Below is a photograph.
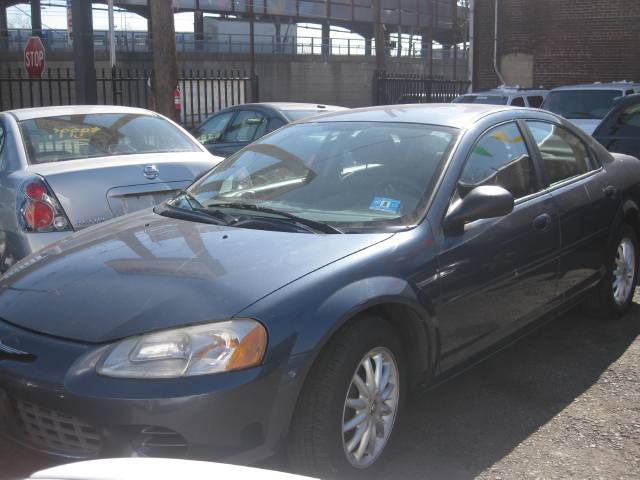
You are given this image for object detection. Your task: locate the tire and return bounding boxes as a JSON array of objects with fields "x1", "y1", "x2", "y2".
[
  {"x1": 588, "y1": 223, "x2": 639, "y2": 319},
  {"x1": 288, "y1": 315, "x2": 406, "y2": 479}
]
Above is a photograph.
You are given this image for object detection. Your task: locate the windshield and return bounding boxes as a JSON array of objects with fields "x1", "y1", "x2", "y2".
[
  {"x1": 284, "y1": 110, "x2": 334, "y2": 121},
  {"x1": 180, "y1": 121, "x2": 458, "y2": 231},
  {"x1": 542, "y1": 90, "x2": 621, "y2": 119},
  {"x1": 453, "y1": 95, "x2": 508, "y2": 105},
  {"x1": 20, "y1": 113, "x2": 200, "y2": 164}
]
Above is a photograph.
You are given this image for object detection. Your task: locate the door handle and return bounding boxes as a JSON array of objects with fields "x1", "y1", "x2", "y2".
[
  {"x1": 533, "y1": 213, "x2": 552, "y2": 232},
  {"x1": 603, "y1": 185, "x2": 617, "y2": 198}
]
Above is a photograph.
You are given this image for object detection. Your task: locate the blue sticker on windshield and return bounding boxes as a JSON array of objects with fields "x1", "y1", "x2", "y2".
[{"x1": 370, "y1": 197, "x2": 401, "y2": 214}]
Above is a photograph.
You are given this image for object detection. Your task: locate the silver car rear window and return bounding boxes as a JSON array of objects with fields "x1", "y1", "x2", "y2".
[{"x1": 19, "y1": 113, "x2": 200, "y2": 164}]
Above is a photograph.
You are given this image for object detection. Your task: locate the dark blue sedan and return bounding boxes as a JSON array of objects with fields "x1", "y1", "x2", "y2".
[{"x1": 1, "y1": 104, "x2": 639, "y2": 477}]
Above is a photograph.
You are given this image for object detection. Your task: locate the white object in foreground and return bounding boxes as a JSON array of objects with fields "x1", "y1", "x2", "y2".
[{"x1": 30, "y1": 458, "x2": 316, "y2": 480}]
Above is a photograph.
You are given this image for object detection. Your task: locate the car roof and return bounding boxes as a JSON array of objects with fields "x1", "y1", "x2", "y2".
[
  {"x1": 6, "y1": 105, "x2": 158, "y2": 121},
  {"x1": 302, "y1": 103, "x2": 536, "y2": 129},
  {"x1": 241, "y1": 102, "x2": 347, "y2": 112},
  {"x1": 550, "y1": 82, "x2": 640, "y2": 92},
  {"x1": 461, "y1": 88, "x2": 548, "y2": 96}
]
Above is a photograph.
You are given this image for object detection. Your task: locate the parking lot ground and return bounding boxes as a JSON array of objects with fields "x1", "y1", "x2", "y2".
[{"x1": 2, "y1": 293, "x2": 640, "y2": 480}]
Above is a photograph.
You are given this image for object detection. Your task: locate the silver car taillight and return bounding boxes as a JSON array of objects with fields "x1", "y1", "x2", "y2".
[{"x1": 19, "y1": 177, "x2": 72, "y2": 233}]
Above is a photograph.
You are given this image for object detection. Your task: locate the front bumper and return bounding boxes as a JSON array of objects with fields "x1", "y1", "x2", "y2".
[{"x1": 0, "y1": 321, "x2": 307, "y2": 463}]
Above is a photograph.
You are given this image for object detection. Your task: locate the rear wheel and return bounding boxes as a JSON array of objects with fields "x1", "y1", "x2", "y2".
[
  {"x1": 588, "y1": 224, "x2": 638, "y2": 318},
  {"x1": 288, "y1": 316, "x2": 405, "y2": 478}
]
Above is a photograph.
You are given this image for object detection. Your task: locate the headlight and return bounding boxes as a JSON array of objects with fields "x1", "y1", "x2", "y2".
[{"x1": 96, "y1": 319, "x2": 267, "y2": 379}]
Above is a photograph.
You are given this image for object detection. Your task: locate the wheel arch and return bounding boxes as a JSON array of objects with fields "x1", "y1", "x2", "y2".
[{"x1": 297, "y1": 278, "x2": 441, "y2": 392}]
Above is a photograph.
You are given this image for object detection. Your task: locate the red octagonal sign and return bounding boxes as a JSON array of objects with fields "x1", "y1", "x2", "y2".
[{"x1": 24, "y1": 36, "x2": 46, "y2": 79}]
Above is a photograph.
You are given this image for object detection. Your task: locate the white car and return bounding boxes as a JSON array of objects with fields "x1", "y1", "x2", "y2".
[
  {"x1": 0, "y1": 105, "x2": 223, "y2": 272},
  {"x1": 541, "y1": 81, "x2": 640, "y2": 134},
  {"x1": 28, "y1": 458, "x2": 315, "y2": 480},
  {"x1": 452, "y1": 86, "x2": 549, "y2": 108}
]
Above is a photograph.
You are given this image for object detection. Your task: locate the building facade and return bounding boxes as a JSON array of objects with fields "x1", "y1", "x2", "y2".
[{"x1": 474, "y1": 0, "x2": 640, "y2": 90}]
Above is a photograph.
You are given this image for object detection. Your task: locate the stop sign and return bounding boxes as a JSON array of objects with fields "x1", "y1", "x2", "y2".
[{"x1": 24, "y1": 36, "x2": 46, "y2": 79}]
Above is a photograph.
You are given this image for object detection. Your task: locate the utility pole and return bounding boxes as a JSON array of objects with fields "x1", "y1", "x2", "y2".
[
  {"x1": 71, "y1": 0, "x2": 97, "y2": 103},
  {"x1": 31, "y1": 0, "x2": 42, "y2": 37},
  {"x1": 107, "y1": 0, "x2": 116, "y2": 68},
  {"x1": 373, "y1": 0, "x2": 385, "y2": 72},
  {"x1": 249, "y1": 0, "x2": 258, "y2": 101},
  {"x1": 150, "y1": 0, "x2": 179, "y2": 122}
]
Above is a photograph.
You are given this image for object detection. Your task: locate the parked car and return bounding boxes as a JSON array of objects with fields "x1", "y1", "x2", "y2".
[
  {"x1": 29, "y1": 458, "x2": 313, "y2": 480},
  {"x1": 0, "y1": 105, "x2": 222, "y2": 272},
  {"x1": 452, "y1": 86, "x2": 548, "y2": 108},
  {"x1": 541, "y1": 81, "x2": 640, "y2": 134},
  {"x1": 2, "y1": 104, "x2": 640, "y2": 478},
  {"x1": 191, "y1": 102, "x2": 346, "y2": 157},
  {"x1": 593, "y1": 93, "x2": 640, "y2": 159}
]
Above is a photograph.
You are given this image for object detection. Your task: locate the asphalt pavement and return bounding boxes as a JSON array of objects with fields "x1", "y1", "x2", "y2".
[{"x1": 2, "y1": 293, "x2": 639, "y2": 480}]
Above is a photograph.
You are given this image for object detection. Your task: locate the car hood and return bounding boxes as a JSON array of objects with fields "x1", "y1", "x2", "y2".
[{"x1": 0, "y1": 210, "x2": 393, "y2": 343}]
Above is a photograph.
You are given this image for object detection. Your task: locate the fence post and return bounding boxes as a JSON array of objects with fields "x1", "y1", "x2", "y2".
[{"x1": 252, "y1": 74, "x2": 260, "y2": 102}]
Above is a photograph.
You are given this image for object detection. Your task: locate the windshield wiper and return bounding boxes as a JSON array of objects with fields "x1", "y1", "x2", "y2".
[
  {"x1": 207, "y1": 202, "x2": 343, "y2": 234},
  {"x1": 155, "y1": 203, "x2": 231, "y2": 226}
]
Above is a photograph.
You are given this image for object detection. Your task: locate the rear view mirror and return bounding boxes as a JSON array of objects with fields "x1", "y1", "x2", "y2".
[
  {"x1": 444, "y1": 185, "x2": 514, "y2": 234},
  {"x1": 245, "y1": 118, "x2": 264, "y2": 125}
]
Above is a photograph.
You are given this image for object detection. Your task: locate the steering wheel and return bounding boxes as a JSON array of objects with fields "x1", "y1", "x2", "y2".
[{"x1": 373, "y1": 178, "x2": 423, "y2": 200}]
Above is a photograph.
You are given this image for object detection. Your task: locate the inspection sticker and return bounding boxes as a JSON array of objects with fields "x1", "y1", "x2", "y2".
[{"x1": 370, "y1": 197, "x2": 401, "y2": 214}]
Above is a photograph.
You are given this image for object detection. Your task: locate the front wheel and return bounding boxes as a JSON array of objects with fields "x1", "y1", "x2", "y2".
[
  {"x1": 288, "y1": 316, "x2": 405, "y2": 478},
  {"x1": 588, "y1": 223, "x2": 638, "y2": 319}
]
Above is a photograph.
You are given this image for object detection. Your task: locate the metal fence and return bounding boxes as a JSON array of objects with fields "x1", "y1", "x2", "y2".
[
  {"x1": 373, "y1": 71, "x2": 471, "y2": 105},
  {"x1": 0, "y1": 68, "x2": 255, "y2": 128}
]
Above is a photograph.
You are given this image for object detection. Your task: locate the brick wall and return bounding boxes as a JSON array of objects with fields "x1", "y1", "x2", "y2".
[{"x1": 474, "y1": 0, "x2": 640, "y2": 90}]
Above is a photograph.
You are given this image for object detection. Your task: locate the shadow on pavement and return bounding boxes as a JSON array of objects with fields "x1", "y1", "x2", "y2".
[{"x1": 375, "y1": 306, "x2": 640, "y2": 479}]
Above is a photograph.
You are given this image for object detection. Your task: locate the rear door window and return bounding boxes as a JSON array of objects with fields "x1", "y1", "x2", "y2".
[
  {"x1": 460, "y1": 122, "x2": 537, "y2": 199},
  {"x1": 527, "y1": 96, "x2": 544, "y2": 108},
  {"x1": 511, "y1": 97, "x2": 526, "y2": 107},
  {"x1": 526, "y1": 121, "x2": 596, "y2": 185}
]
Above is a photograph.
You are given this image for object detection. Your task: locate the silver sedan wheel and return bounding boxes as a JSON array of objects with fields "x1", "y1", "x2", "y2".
[
  {"x1": 613, "y1": 237, "x2": 636, "y2": 306},
  {"x1": 341, "y1": 346, "x2": 399, "y2": 469}
]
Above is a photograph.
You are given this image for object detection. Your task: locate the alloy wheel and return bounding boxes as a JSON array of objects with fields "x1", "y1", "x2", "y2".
[
  {"x1": 341, "y1": 346, "x2": 399, "y2": 469},
  {"x1": 613, "y1": 237, "x2": 636, "y2": 306}
]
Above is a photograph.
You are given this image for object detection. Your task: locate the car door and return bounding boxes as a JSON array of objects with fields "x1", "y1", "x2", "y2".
[
  {"x1": 192, "y1": 110, "x2": 235, "y2": 154},
  {"x1": 208, "y1": 109, "x2": 269, "y2": 158},
  {"x1": 436, "y1": 121, "x2": 561, "y2": 368},
  {"x1": 593, "y1": 97, "x2": 640, "y2": 159},
  {"x1": 525, "y1": 120, "x2": 617, "y2": 299}
]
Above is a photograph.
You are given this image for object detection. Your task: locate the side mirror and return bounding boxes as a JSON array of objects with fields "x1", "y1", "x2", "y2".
[{"x1": 444, "y1": 185, "x2": 514, "y2": 233}]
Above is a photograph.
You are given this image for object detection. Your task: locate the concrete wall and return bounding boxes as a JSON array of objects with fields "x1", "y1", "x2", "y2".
[{"x1": 0, "y1": 50, "x2": 467, "y2": 111}]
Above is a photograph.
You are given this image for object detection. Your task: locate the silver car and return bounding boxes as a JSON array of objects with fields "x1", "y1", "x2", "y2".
[{"x1": 0, "y1": 105, "x2": 222, "y2": 272}]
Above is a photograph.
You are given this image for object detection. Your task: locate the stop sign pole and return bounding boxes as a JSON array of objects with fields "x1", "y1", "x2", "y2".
[{"x1": 24, "y1": 36, "x2": 46, "y2": 79}]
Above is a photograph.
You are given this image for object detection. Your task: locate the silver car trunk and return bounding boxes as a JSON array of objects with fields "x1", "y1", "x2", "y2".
[{"x1": 26, "y1": 152, "x2": 218, "y2": 230}]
